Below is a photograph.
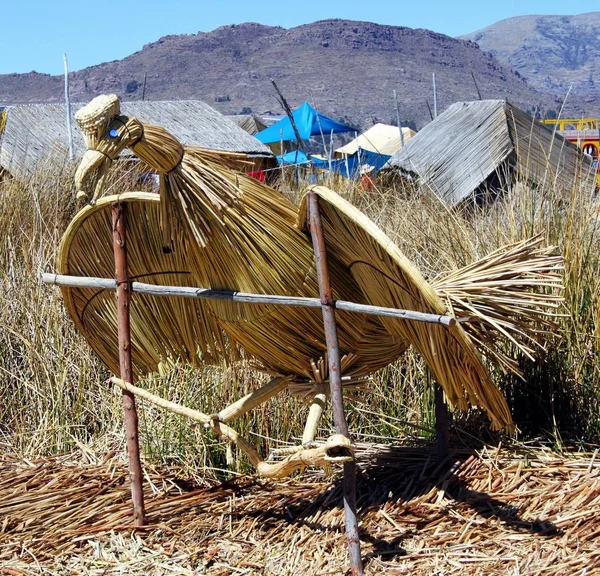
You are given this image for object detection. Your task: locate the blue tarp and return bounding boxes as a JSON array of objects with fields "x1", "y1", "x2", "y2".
[
  {"x1": 275, "y1": 148, "x2": 391, "y2": 178},
  {"x1": 276, "y1": 150, "x2": 310, "y2": 165},
  {"x1": 257, "y1": 102, "x2": 354, "y2": 144},
  {"x1": 312, "y1": 150, "x2": 392, "y2": 178}
]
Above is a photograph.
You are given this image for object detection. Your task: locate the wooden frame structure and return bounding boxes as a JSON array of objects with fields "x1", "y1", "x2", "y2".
[{"x1": 43, "y1": 193, "x2": 455, "y2": 575}]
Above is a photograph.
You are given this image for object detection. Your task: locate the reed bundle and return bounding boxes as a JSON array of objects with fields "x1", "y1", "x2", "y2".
[
  {"x1": 432, "y1": 234, "x2": 564, "y2": 375},
  {"x1": 59, "y1": 191, "x2": 406, "y2": 384},
  {"x1": 1, "y1": 447, "x2": 599, "y2": 574}
]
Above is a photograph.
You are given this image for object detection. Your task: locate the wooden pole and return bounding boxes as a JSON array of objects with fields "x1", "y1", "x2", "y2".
[
  {"x1": 432, "y1": 72, "x2": 438, "y2": 119},
  {"x1": 471, "y1": 71, "x2": 483, "y2": 101},
  {"x1": 426, "y1": 101, "x2": 434, "y2": 122},
  {"x1": 393, "y1": 89, "x2": 405, "y2": 147},
  {"x1": 307, "y1": 192, "x2": 363, "y2": 576},
  {"x1": 112, "y1": 203, "x2": 146, "y2": 527},
  {"x1": 63, "y1": 54, "x2": 74, "y2": 161},
  {"x1": 279, "y1": 128, "x2": 284, "y2": 181},
  {"x1": 434, "y1": 382, "x2": 450, "y2": 463},
  {"x1": 270, "y1": 78, "x2": 306, "y2": 153}
]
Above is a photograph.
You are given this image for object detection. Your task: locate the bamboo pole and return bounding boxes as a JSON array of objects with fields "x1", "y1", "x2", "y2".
[
  {"x1": 112, "y1": 203, "x2": 145, "y2": 527},
  {"x1": 307, "y1": 192, "x2": 363, "y2": 576},
  {"x1": 41, "y1": 274, "x2": 456, "y2": 328}
]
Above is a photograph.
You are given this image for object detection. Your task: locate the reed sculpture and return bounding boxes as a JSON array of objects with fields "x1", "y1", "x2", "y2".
[
  {"x1": 48, "y1": 93, "x2": 565, "y2": 572},
  {"x1": 59, "y1": 94, "x2": 563, "y2": 472}
]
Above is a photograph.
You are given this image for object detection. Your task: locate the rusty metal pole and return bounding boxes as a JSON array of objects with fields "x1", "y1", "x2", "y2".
[
  {"x1": 112, "y1": 202, "x2": 146, "y2": 527},
  {"x1": 307, "y1": 192, "x2": 363, "y2": 576}
]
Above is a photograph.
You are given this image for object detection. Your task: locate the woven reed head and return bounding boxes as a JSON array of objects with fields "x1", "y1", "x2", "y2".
[
  {"x1": 74, "y1": 95, "x2": 146, "y2": 202},
  {"x1": 75, "y1": 95, "x2": 121, "y2": 149}
]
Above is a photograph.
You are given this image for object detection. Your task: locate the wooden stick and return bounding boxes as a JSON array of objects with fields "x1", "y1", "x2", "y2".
[
  {"x1": 41, "y1": 273, "x2": 456, "y2": 327},
  {"x1": 63, "y1": 54, "x2": 74, "y2": 161},
  {"x1": 307, "y1": 192, "x2": 363, "y2": 576},
  {"x1": 112, "y1": 203, "x2": 145, "y2": 527}
]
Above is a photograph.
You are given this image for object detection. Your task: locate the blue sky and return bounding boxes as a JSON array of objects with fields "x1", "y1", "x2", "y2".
[{"x1": 1, "y1": 1, "x2": 596, "y2": 75}]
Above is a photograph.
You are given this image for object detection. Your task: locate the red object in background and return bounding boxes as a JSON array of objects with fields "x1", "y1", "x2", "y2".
[
  {"x1": 361, "y1": 174, "x2": 374, "y2": 191},
  {"x1": 248, "y1": 170, "x2": 265, "y2": 182}
]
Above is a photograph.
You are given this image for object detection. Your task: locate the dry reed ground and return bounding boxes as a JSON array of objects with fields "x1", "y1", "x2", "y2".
[{"x1": 1, "y1": 444, "x2": 600, "y2": 575}]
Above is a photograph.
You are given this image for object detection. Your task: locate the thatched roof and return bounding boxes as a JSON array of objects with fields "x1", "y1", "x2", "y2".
[
  {"x1": 0, "y1": 100, "x2": 272, "y2": 176},
  {"x1": 227, "y1": 114, "x2": 267, "y2": 136},
  {"x1": 386, "y1": 100, "x2": 595, "y2": 205}
]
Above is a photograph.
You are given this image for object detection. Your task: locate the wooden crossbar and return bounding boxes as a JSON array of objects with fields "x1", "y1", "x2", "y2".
[{"x1": 41, "y1": 273, "x2": 456, "y2": 328}]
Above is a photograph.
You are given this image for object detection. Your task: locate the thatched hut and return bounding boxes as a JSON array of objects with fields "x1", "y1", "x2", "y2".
[
  {"x1": 385, "y1": 100, "x2": 596, "y2": 205},
  {"x1": 0, "y1": 100, "x2": 275, "y2": 178}
]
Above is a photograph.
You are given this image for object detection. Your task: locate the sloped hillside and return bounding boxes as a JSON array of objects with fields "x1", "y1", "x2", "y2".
[
  {"x1": 0, "y1": 19, "x2": 561, "y2": 128},
  {"x1": 462, "y1": 13, "x2": 600, "y2": 110}
]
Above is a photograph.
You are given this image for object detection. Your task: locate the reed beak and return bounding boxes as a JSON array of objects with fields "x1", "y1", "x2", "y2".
[{"x1": 75, "y1": 150, "x2": 112, "y2": 202}]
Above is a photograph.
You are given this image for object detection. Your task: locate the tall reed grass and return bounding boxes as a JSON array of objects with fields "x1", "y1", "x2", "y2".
[{"x1": 1, "y1": 158, "x2": 598, "y2": 476}]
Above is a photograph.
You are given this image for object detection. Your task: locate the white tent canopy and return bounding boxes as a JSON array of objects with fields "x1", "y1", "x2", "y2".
[{"x1": 335, "y1": 123, "x2": 415, "y2": 157}]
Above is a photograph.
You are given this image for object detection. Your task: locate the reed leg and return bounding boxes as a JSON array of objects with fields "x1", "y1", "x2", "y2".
[
  {"x1": 217, "y1": 377, "x2": 288, "y2": 423},
  {"x1": 302, "y1": 392, "x2": 327, "y2": 444},
  {"x1": 107, "y1": 377, "x2": 348, "y2": 479}
]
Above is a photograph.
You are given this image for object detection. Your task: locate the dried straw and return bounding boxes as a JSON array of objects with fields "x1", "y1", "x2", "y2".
[
  {"x1": 58, "y1": 191, "x2": 407, "y2": 386},
  {"x1": 1, "y1": 446, "x2": 599, "y2": 575},
  {"x1": 432, "y1": 234, "x2": 564, "y2": 375},
  {"x1": 298, "y1": 186, "x2": 514, "y2": 430}
]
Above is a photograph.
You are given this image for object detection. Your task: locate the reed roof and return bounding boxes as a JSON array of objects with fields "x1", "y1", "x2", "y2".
[
  {"x1": 227, "y1": 114, "x2": 267, "y2": 136},
  {"x1": 0, "y1": 100, "x2": 272, "y2": 176},
  {"x1": 387, "y1": 100, "x2": 595, "y2": 205}
]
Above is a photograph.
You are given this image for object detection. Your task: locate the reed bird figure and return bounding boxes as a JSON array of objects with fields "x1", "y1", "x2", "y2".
[{"x1": 58, "y1": 94, "x2": 562, "y2": 475}]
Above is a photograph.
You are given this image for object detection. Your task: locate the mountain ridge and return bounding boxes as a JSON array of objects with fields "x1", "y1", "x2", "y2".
[
  {"x1": 461, "y1": 12, "x2": 600, "y2": 104},
  {"x1": 0, "y1": 19, "x2": 567, "y2": 128}
]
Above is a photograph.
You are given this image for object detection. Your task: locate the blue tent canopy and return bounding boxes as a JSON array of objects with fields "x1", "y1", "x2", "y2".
[
  {"x1": 312, "y1": 150, "x2": 391, "y2": 178},
  {"x1": 276, "y1": 150, "x2": 310, "y2": 165},
  {"x1": 256, "y1": 102, "x2": 354, "y2": 144}
]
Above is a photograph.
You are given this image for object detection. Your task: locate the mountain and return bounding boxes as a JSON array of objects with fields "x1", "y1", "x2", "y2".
[
  {"x1": 461, "y1": 13, "x2": 600, "y2": 111},
  {"x1": 0, "y1": 19, "x2": 563, "y2": 128}
]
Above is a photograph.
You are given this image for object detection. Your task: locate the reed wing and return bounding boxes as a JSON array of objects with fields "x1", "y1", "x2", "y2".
[
  {"x1": 57, "y1": 192, "x2": 231, "y2": 375},
  {"x1": 298, "y1": 185, "x2": 513, "y2": 431}
]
